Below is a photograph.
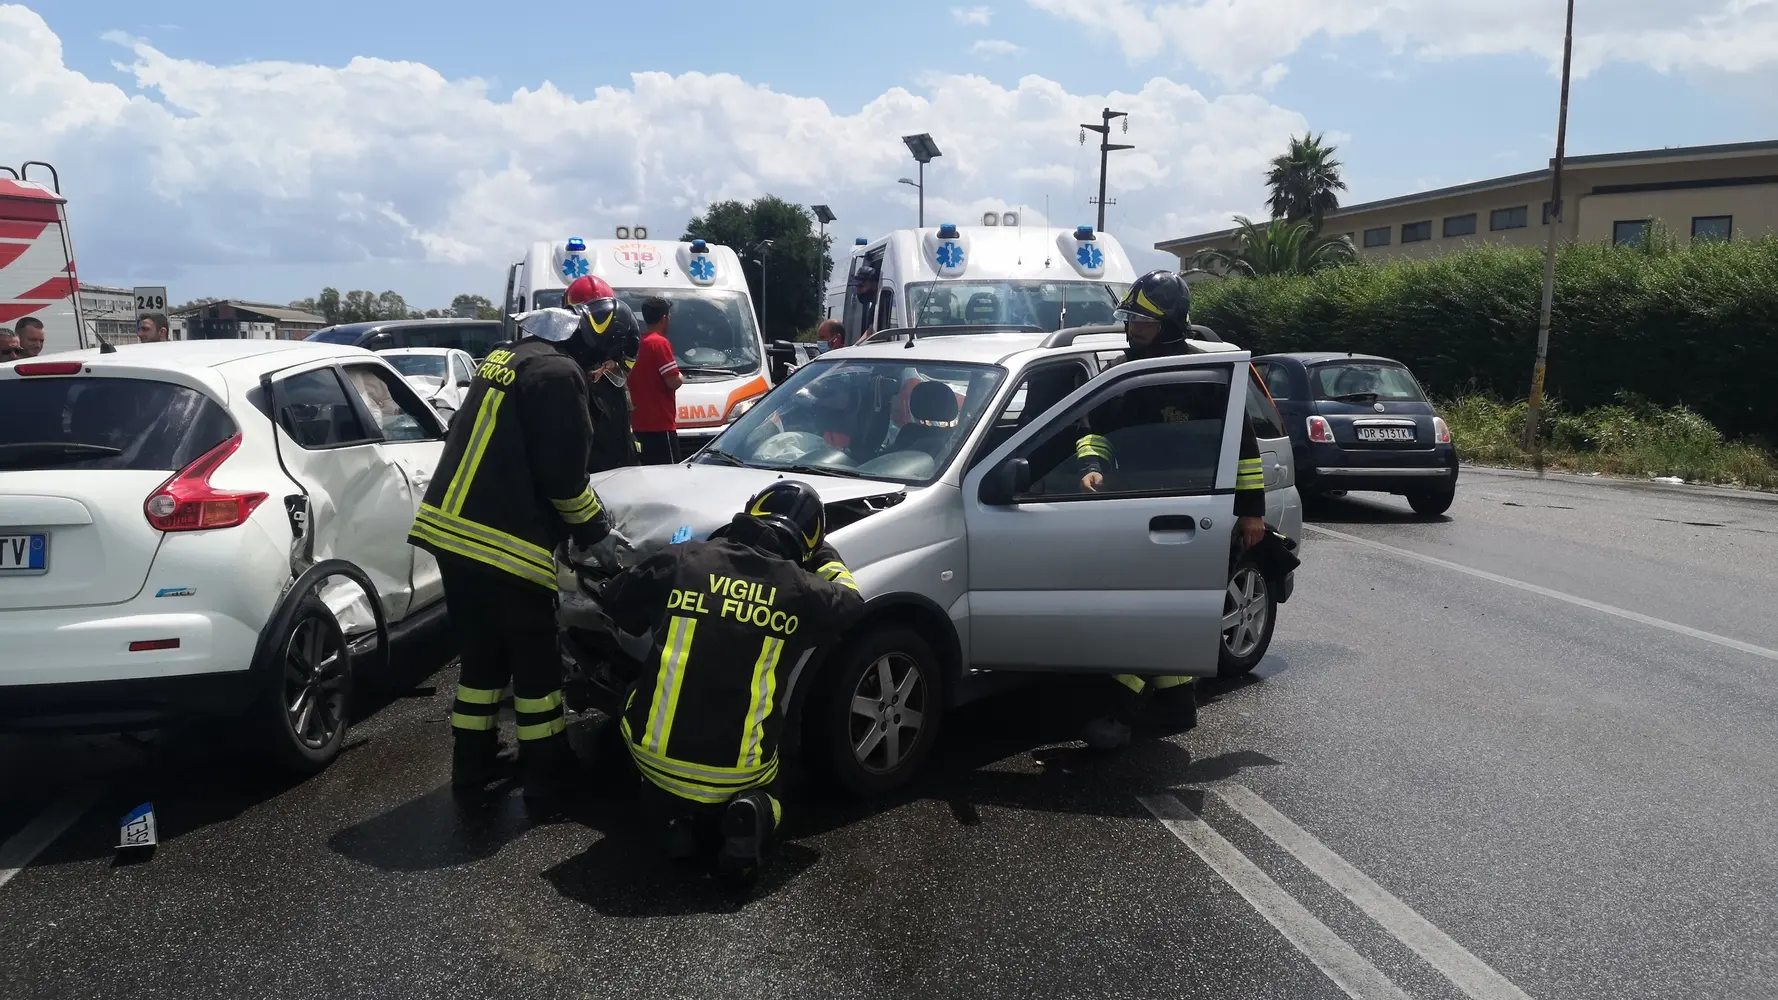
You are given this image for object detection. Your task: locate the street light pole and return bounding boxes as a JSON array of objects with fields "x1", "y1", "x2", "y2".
[
  {"x1": 901, "y1": 134, "x2": 942, "y2": 228},
  {"x1": 1080, "y1": 108, "x2": 1133, "y2": 233},
  {"x1": 1521, "y1": 0, "x2": 1577, "y2": 460},
  {"x1": 812, "y1": 204, "x2": 836, "y2": 317},
  {"x1": 751, "y1": 239, "x2": 774, "y2": 338}
]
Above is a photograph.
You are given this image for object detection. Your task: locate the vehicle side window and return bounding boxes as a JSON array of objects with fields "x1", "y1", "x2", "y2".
[
  {"x1": 969, "y1": 361, "x2": 1092, "y2": 470},
  {"x1": 451, "y1": 354, "x2": 473, "y2": 385},
  {"x1": 1245, "y1": 367, "x2": 1287, "y2": 439},
  {"x1": 276, "y1": 369, "x2": 374, "y2": 449},
  {"x1": 404, "y1": 327, "x2": 439, "y2": 349},
  {"x1": 877, "y1": 289, "x2": 896, "y2": 330},
  {"x1": 362, "y1": 331, "x2": 397, "y2": 351},
  {"x1": 342, "y1": 364, "x2": 444, "y2": 442},
  {"x1": 1017, "y1": 372, "x2": 1230, "y2": 499},
  {"x1": 459, "y1": 328, "x2": 500, "y2": 359},
  {"x1": 1259, "y1": 362, "x2": 1293, "y2": 400}
]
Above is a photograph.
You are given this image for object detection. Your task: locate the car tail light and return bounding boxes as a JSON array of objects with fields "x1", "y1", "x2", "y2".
[
  {"x1": 1306, "y1": 415, "x2": 1334, "y2": 443},
  {"x1": 144, "y1": 433, "x2": 268, "y2": 531},
  {"x1": 129, "y1": 639, "x2": 181, "y2": 652},
  {"x1": 1433, "y1": 417, "x2": 1452, "y2": 444},
  {"x1": 15, "y1": 361, "x2": 84, "y2": 376}
]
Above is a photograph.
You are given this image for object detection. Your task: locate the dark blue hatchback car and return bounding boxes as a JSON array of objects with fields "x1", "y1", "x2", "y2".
[{"x1": 1252, "y1": 352, "x2": 1459, "y2": 516}]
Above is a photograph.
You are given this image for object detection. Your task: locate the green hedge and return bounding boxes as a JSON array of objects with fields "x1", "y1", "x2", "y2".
[{"x1": 1189, "y1": 237, "x2": 1778, "y2": 443}]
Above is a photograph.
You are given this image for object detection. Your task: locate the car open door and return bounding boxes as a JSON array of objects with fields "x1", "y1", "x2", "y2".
[
  {"x1": 960, "y1": 349, "x2": 1251, "y2": 675},
  {"x1": 336, "y1": 362, "x2": 448, "y2": 615},
  {"x1": 267, "y1": 361, "x2": 427, "y2": 626}
]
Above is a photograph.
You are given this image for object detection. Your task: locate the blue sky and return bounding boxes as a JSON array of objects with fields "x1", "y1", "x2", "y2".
[{"x1": 10, "y1": 0, "x2": 1777, "y2": 309}]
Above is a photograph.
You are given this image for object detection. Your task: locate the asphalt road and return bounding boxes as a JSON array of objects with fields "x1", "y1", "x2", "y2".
[{"x1": 4, "y1": 466, "x2": 1777, "y2": 1000}]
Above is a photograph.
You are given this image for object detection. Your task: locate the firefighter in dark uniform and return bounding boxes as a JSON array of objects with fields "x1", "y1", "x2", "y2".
[
  {"x1": 407, "y1": 291, "x2": 639, "y2": 810},
  {"x1": 598, "y1": 480, "x2": 864, "y2": 883},
  {"x1": 1075, "y1": 269, "x2": 1268, "y2": 750},
  {"x1": 564, "y1": 275, "x2": 641, "y2": 473}
]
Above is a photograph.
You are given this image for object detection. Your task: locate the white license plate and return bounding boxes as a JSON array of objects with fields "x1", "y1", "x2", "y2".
[
  {"x1": 0, "y1": 533, "x2": 48, "y2": 575},
  {"x1": 1357, "y1": 426, "x2": 1416, "y2": 442}
]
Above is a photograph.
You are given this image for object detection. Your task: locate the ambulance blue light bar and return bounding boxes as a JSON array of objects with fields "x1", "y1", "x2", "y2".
[
  {"x1": 690, "y1": 239, "x2": 709, "y2": 252},
  {"x1": 937, "y1": 223, "x2": 960, "y2": 239},
  {"x1": 855, "y1": 237, "x2": 868, "y2": 245},
  {"x1": 566, "y1": 238, "x2": 586, "y2": 252},
  {"x1": 1075, "y1": 226, "x2": 1096, "y2": 241}
]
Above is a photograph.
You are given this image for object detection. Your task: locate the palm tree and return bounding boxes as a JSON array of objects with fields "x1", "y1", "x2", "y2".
[
  {"x1": 1189, "y1": 216, "x2": 1357, "y2": 278},
  {"x1": 1266, "y1": 133, "x2": 1348, "y2": 231}
]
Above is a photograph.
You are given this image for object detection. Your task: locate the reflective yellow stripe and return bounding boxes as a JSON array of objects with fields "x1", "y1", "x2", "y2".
[
  {"x1": 622, "y1": 718, "x2": 778, "y2": 784},
  {"x1": 514, "y1": 691, "x2": 563, "y2": 714},
  {"x1": 550, "y1": 486, "x2": 603, "y2": 525},
  {"x1": 632, "y1": 766, "x2": 745, "y2": 804},
  {"x1": 409, "y1": 519, "x2": 555, "y2": 589},
  {"x1": 455, "y1": 685, "x2": 503, "y2": 705},
  {"x1": 1114, "y1": 674, "x2": 1146, "y2": 693},
  {"x1": 441, "y1": 388, "x2": 504, "y2": 515},
  {"x1": 451, "y1": 711, "x2": 498, "y2": 731},
  {"x1": 768, "y1": 794, "x2": 782, "y2": 828},
  {"x1": 415, "y1": 505, "x2": 553, "y2": 569},
  {"x1": 1152, "y1": 675, "x2": 1195, "y2": 690},
  {"x1": 643, "y1": 616, "x2": 696, "y2": 754},
  {"x1": 516, "y1": 716, "x2": 567, "y2": 741},
  {"x1": 816, "y1": 561, "x2": 859, "y2": 592},
  {"x1": 1238, "y1": 458, "x2": 1263, "y2": 469},
  {"x1": 1075, "y1": 434, "x2": 1113, "y2": 461},
  {"x1": 738, "y1": 636, "x2": 784, "y2": 768}
]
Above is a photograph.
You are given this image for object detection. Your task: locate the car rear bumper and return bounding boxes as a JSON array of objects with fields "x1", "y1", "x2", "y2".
[
  {"x1": 0, "y1": 605, "x2": 262, "y2": 692},
  {"x1": 1302, "y1": 444, "x2": 1460, "y2": 495}
]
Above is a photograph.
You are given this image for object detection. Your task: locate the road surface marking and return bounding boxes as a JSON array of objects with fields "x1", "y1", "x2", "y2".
[
  {"x1": 1139, "y1": 794, "x2": 1413, "y2": 1000},
  {"x1": 0, "y1": 787, "x2": 100, "y2": 890},
  {"x1": 1212, "y1": 784, "x2": 1535, "y2": 1000},
  {"x1": 1305, "y1": 525, "x2": 1778, "y2": 664}
]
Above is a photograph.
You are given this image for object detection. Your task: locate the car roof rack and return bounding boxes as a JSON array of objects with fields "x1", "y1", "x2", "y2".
[
  {"x1": 863, "y1": 324, "x2": 1044, "y2": 344},
  {"x1": 1039, "y1": 323, "x2": 1226, "y2": 349}
]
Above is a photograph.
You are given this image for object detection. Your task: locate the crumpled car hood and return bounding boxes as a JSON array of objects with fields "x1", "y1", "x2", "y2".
[{"x1": 589, "y1": 464, "x2": 907, "y2": 556}]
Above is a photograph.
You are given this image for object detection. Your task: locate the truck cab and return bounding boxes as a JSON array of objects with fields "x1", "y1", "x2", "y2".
[
  {"x1": 1, "y1": 163, "x2": 86, "y2": 356},
  {"x1": 506, "y1": 236, "x2": 772, "y2": 448}
]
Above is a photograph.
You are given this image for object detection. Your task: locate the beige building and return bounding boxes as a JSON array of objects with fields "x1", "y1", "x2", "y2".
[
  {"x1": 1158, "y1": 139, "x2": 1778, "y2": 273},
  {"x1": 77, "y1": 282, "x2": 187, "y2": 343}
]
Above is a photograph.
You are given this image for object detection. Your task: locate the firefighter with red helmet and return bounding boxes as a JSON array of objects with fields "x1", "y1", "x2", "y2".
[{"x1": 565, "y1": 276, "x2": 642, "y2": 472}]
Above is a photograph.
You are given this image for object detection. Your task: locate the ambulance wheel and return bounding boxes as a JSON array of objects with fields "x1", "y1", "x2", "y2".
[
  {"x1": 255, "y1": 597, "x2": 353, "y2": 776},
  {"x1": 815, "y1": 625, "x2": 944, "y2": 797}
]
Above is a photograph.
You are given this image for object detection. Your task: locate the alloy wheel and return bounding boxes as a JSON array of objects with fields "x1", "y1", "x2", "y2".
[
  {"x1": 283, "y1": 614, "x2": 349, "y2": 751},
  {"x1": 1222, "y1": 567, "x2": 1271, "y2": 660},
  {"x1": 848, "y1": 653, "x2": 927, "y2": 775}
]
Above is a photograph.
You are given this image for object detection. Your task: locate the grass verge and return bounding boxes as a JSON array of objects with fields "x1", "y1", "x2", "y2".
[{"x1": 1441, "y1": 394, "x2": 1778, "y2": 491}]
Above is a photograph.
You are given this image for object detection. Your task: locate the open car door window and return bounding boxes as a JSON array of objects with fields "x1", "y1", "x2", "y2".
[{"x1": 960, "y1": 350, "x2": 1250, "y2": 675}]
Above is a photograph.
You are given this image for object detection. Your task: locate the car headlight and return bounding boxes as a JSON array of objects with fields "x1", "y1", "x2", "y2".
[{"x1": 727, "y1": 396, "x2": 762, "y2": 422}]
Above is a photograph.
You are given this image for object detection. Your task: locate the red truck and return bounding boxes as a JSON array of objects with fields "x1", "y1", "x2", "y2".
[{"x1": 1, "y1": 162, "x2": 86, "y2": 356}]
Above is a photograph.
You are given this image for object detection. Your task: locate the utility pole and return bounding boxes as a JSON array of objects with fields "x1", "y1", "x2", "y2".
[
  {"x1": 1521, "y1": 0, "x2": 1577, "y2": 460},
  {"x1": 1080, "y1": 108, "x2": 1132, "y2": 233}
]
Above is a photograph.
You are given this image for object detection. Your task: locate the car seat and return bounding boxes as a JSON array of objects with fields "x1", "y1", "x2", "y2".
[
  {"x1": 891, "y1": 381, "x2": 962, "y2": 458},
  {"x1": 964, "y1": 293, "x2": 998, "y2": 325}
]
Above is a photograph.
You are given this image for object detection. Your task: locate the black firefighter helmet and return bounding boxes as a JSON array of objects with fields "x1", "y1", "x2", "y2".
[
  {"x1": 1115, "y1": 269, "x2": 1193, "y2": 336},
  {"x1": 737, "y1": 480, "x2": 826, "y2": 564},
  {"x1": 569, "y1": 297, "x2": 642, "y2": 372}
]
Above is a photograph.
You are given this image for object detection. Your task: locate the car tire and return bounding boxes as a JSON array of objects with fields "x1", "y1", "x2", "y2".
[
  {"x1": 1407, "y1": 489, "x2": 1455, "y2": 517},
  {"x1": 1218, "y1": 558, "x2": 1278, "y2": 677},
  {"x1": 254, "y1": 597, "x2": 354, "y2": 776},
  {"x1": 813, "y1": 624, "x2": 945, "y2": 797}
]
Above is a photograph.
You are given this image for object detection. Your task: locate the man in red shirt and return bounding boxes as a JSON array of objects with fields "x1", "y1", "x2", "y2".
[{"x1": 631, "y1": 297, "x2": 685, "y2": 464}]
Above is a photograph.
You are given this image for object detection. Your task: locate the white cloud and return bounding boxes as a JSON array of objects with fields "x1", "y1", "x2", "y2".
[
  {"x1": 1027, "y1": 0, "x2": 1778, "y2": 88},
  {"x1": 952, "y1": 5, "x2": 994, "y2": 26},
  {"x1": 0, "y1": 5, "x2": 1306, "y2": 304},
  {"x1": 972, "y1": 39, "x2": 1022, "y2": 58}
]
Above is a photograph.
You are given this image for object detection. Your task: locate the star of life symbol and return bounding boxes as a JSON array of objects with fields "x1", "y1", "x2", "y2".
[
  {"x1": 688, "y1": 256, "x2": 715, "y2": 281},
  {"x1": 1077, "y1": 244, "x2": 1104, "y2": 270},
  {"x1": 561, "y1": 255, "x2": 591, "y2": 279},
  {"x1": 935, "y1": 242, "x2": 964, "y2": 268}
]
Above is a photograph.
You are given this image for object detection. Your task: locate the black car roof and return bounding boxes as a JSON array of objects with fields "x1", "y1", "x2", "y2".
[
  {"x1": 1258, "y1": 352, "x2": 1406, "y2": 367},
  {"x1": 314, "y1": 317, "x2": 501, "y2": 336}
]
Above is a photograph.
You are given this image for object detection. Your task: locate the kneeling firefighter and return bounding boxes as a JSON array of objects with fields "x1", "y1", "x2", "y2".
[
  {"x1": 407, "y1": 291, "x2": 639, "y2": 810},
  {"x1": 1076, "y1": 269, "x2": 1268, "y2": 750},
  {"x1": 598, "y1": 481, "x2": 865, "y2": 882}
]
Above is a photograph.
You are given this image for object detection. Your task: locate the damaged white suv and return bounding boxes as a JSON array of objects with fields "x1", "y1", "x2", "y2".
[{"x1": 581, "y1": 327, "x2": 1302, "y2": 794}]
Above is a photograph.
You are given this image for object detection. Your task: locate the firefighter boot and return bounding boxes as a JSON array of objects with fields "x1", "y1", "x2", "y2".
[
  {"x1": 1082, "y1": 675, "x2": 1147, "y2": 751},
  {"x1": 451, "y1": 729, "x2": 514, "y2": 793},
  {"x1": 716, "y1": 790, "x2": 777, "y2": 883},
  {"x1": 520, "y1": 732, "x2": 582, "y2": 818},
  {"x1": 1151, "y1": 677, "x2": 1198, "y2": 734}
]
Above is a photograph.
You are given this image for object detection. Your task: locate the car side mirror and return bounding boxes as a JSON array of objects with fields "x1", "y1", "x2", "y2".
[
  {"x1": 979, "y1": 457, "x2": 1031, "y2": 506},
  {"x1": 457, "y1": 378, "x2": 472, "y2": 388},
  {"x1": 765, "y1": 341, "x2": 797, "y2": 385}
]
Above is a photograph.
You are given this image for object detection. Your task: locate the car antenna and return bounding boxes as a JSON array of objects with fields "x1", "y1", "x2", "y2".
[
  {"x1": 98, "y1": 336, "x2": 117, "y2": 354},
  {"x1": 904, "y1": 331, "x2": 918, "y2": 348}
]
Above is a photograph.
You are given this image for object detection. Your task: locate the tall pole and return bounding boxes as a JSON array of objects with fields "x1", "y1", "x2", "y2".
[
  {"x1": 1521, "y1": 0, "x2": 1577, "y2": 459},
  {"x1": 1080, "y1": 108, "x2": 1132, "y2": 232},
  {"x1": 918, "y1": 161, "x2": 925, "y2": 228}
]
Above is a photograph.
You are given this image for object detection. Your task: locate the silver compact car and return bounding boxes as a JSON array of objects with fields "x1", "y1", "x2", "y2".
[{"x1": 581, "y1": 327, "x2": 1303, "y2": 794}]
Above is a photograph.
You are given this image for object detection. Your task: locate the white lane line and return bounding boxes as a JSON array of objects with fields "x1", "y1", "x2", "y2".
[
  {"x1": 1305, "y1": 524, "x2": 1778, "y2": 664},
  {"x1": 1212, "y1": 784, "x2": 1535, "y2": 1000},
  {"x1": 1139, "y1": 794, "x2": 1413, "y2": 1000},
  {"x1": 0, "y1": 787, "x2": 101, "y2": 890}
]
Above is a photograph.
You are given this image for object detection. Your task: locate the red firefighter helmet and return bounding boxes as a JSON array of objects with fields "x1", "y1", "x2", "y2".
[{"x1": 565, "y1": 275, "x2": 615, "y2": 306}]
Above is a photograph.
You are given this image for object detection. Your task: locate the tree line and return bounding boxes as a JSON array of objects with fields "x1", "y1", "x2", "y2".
[{"x1": 286, "y1": 290, "x2": 502, "y2": 325}]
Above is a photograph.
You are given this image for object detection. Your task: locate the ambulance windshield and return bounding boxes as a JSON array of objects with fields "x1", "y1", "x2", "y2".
[
  {"x1": 906, "y1": 280, "x2": 1130, "y2": 331},
  {"x1": 530, "y1": 288, "x2": 762, "y2": 376}
]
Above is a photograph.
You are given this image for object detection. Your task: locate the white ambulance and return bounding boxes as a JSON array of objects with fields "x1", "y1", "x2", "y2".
[
  {"x1": 1, "y1": 164, "x2": 87, "y2": 356},
  {"x1": 830, "y1": 222, "x2": 1141, "y2": 347},
  {"x1": 504, "y1": 236, "x2": 772, "y2": 447}
]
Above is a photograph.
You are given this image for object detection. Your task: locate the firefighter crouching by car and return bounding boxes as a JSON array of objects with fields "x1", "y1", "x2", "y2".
[
  {"x1": 406, "y1": 292, "x2": 638, "y2": 813},
  {"x1": 597, "y1": 481, "x2": 864, "y2": 885},
  {"x1": 1076, "y1": 269, "x2": 1268, "y2": 751}
]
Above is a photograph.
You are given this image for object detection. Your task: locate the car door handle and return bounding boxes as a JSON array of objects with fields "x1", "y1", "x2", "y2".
[{"x1": 1149, "y1": 516, "x2": 1197, "y2": 531}]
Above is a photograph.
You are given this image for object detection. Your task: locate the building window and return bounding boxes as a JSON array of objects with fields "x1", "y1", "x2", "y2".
[
  {"x1": 1613, "y1": 220, "x2": 1650, "y2": 246},
  {"x1": 1692, "y1": 216, "x2": 1733, "y2": 243},
  {"x1": 1443, "y1": 214, "x2": 1477, "y2": 238},
  {"x1": 1363, "y1": 227, "x2": 1392, "y2": 248},
  {"x1": 1491, "y1": 206, "x2": 1529, "y2": 231},
  {"x1": 1402, "y1": 221, "x2": 1432, "y2": 243}
]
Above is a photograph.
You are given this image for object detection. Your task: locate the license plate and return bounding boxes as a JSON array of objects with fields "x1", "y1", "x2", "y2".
[
  {"x1": 0, "y1": 534, "x2": 48, "y2": 575},
  {"x1": 1357, "y1": 426, "x2": 1416, "y2": 443}
]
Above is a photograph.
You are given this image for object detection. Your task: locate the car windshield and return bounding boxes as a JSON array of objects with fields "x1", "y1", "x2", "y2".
[
  {"x1": 701, "y1": 358, "x2": 1008, "y2": 484},
  {"x1": 532, "y1": 288, "x2": 762, "y2": 377},
  {"x1": 906, "y1": 280, "x2": 1130, "y2": 331},
  {"x1": 384, "y1": 354, "x2": 448, "y2": 379},
  {"x1": 0, "y1": 377, "x2": 237, "y2": 471},
  {"x1": 1309, "y1": 362, "x2": 1426, "y2": 401},
  {"x1": 307, "y1": 326, "x2": 367, "y2": 344}
]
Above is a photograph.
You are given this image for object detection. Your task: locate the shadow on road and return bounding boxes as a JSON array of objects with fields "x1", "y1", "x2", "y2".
[{"x1": 1303, "y1": 492, "x2": 1449, "y2": 526}]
